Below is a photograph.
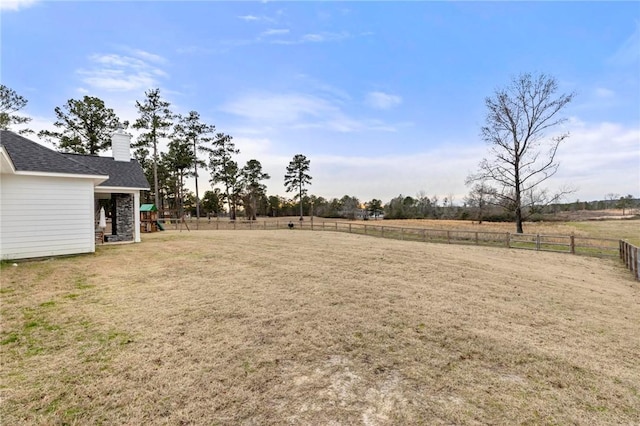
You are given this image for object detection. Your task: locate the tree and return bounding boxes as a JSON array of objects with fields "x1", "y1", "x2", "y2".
[
  {"x1": 366, "y1": 199, "x2": 384, "y2": 219},
  {"x1": 605, "y1": 193, "x2": 620, "y2": 210},
  {"x1": 284, "y1": 154, "x2": 312, "y2": 220},
  {"x1": 206, "y1": 133, "x2": 241, "y2": 220},
  {"x1": 241, "y1": 159, "x2": 270, "y2": 220},
  {"x1": 0, "y1": 84, "x2": 33, "y2": 134},
  {"x1": 339, "y1": 195, "x2": 361, "y2": 219},
  {"x1": 464, "y1": 182, "x2": 495, "y2": 224},
  {"x1": 202, "y1": 189, "x2": 224, "y2": 217},
  {"x1": 38, "y1": 96, "x2": 125, "y2": 154},
  {"x1": 173, "y1": 111, "x2": 216, "y2": 222},
  {"x1": 616, "y1": 194, "x2": 635, "y2": 216},
  {"x1": 133, "y1": 88, "x2": 173, "y2": 209},
  {"x1": 467, "y1": 72, "x2": 575, "y2": 233},
  {"x1": 164, "y1": 137, "x2": 194, "y2": 219}
]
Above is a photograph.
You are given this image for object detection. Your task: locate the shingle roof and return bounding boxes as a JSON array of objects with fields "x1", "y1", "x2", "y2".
[
  {"x1": 1, "y1": 130, "x2": 149, "y2": 190},
  {"x1": 0, "y1": 130, "x2": 105, "y2": 176},
  {"x1": 62, "y1": 153, "x2": 150, "y2": 189}
]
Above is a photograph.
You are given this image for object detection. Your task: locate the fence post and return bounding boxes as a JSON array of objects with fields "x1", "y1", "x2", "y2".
[
  {"x1": 620, "y1": 240, "x2": 624, "y2": 260},
  {"x1": 506, "y1": 232, "x2": 510, "y2": 248},
  {"x1": 570, "y1": 236, "x2": 575, "y2": 254},
  {"x1": 536, "y1": 234, "x2": 540, "y2": 251},
  {"x1": 335, "y1": 222, "x2": 338, "y2": 231},
  {"x1": 216, "y1": 221, "x2": 219, "y2": 230},
  {"x1": 381, "y1": 226, "x2": 384, "y2": 238},
  {"x1": 264, "y1": 221, "x2": 267, "y2": 230},
  {"x1": 423, "y1": 229, "x2": 427, "y2": 242},
  {"x1": 364, "y1": 225, "x2": 367, "y2": 235},
  {"x1": 249, "y1": 221, "x2": 252, "y2": 230},
  {"x1": 233, "y1": 221, "x2": 236, "y2": 230},
  {"x1": 447, "y1": 230, "x2": 451, "y2": 244},
  {"x1": 475, "y1": 232, "x2": 479, "y2": 245},
  {"x1": 634, "y1": 247, "x2": 639, "y2": 279},
  {"x1": 401, "y1": 228, "x2": 404, "y2": 240}
]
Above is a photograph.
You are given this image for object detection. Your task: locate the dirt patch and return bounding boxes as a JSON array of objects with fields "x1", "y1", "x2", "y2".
[{"x1": 1, "y1": 231, "x2": 639, "y2": 424}]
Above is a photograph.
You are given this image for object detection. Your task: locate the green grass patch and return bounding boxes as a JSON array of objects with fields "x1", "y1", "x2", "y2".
[{"x1": 1, "y1": 332, "x2": 19, "y2": 345}]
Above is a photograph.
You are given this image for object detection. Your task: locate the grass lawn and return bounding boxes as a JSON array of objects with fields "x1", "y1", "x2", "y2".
[{"x1": 1, "y1": 230, "x2": 639, "y2": 424}]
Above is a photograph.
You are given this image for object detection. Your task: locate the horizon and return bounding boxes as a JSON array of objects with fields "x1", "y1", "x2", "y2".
[{"x1": 2, "y1": 1, "x2": 638, "y2": 204}]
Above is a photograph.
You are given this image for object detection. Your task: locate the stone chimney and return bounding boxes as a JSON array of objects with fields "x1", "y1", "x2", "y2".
[{"x1": 111, "y1": 125, "x2": 131, "y2": 162}]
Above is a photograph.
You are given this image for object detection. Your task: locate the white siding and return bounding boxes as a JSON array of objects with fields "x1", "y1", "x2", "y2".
[{"x1": 0, "y1": 174, "x2": 95, "y2": 260}]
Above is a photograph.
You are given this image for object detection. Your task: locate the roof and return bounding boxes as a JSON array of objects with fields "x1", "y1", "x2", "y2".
[
  {"x1": 140, "y1": 204, "x2": 157, "y2": 212},
  {"x1": 62, "y1": 153, "x2": 150, "y2": 189},
  {"x1": 0, "y1": 130, "x2": 105, "y2": 176},
  {"x1": 0, "y1": 130, "x2": 149, "y2": 190}
]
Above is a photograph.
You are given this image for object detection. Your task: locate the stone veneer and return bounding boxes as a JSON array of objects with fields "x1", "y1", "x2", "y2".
[{"x1": 108, "y1": 194, "x2": 134, "y2": 242}]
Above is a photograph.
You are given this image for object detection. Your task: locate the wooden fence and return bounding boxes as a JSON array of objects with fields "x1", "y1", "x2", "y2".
[{"x1": 620, "y1": 240, "x2": 639, "y2": 280}]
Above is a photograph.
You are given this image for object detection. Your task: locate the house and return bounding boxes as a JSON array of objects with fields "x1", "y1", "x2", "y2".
[{"x1": 0, "y1": 129, "x2": 150, "y2": 260}]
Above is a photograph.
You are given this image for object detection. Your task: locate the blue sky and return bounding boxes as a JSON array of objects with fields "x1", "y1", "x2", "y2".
[{"x1": 2, "y1": 0, "x2": 639, "y2": 204}]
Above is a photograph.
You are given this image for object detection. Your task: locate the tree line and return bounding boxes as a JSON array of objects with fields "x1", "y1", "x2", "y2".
[
  {"x1": 2, "y1": 73, "x2": 636, "y2": 232},
  {"x1": 0, "y1": 84, "x2": 311, "y2": 223}
]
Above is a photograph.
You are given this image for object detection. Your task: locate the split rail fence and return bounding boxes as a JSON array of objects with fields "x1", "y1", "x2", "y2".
[{"x1": 620, "y1": 240, "x2": 639, "y2": 280}]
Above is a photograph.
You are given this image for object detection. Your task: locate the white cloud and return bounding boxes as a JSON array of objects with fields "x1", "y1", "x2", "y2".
[
  {"x1": 555, "y1": 119, "x2": 640, "y2": 199},
  {"x1": 77, "y1": 50, "x2": 168, "y2": 93},
  {"x1": 261, "y1": 28, "x2": 290, "y2": 37},
  {"x1": 237, "y1": 14, "x2": 275, "y2": 23},
  {"x1": 0, "y1": 0, "x2": 37, "y2": 11},
  {"x1": 594, "y1": 87, "x2": 615, "y2": 98},
  {"x1": 127, "y1": 49, "x2": 167, "y2": 64},
  {"x1": 365, "y1": 91, "x2": 402, "y2": 110}
]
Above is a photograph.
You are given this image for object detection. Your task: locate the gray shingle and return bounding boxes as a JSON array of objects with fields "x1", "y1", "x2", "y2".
[
  {"x1": 1, "y1": 130, "x2": 105, "y2": 176},
  {"x1": 1, "y1": 130, "x2": 149, "y2": 190},
  {"x1": 62, "y1": 154, "x2": 150, "y2": 189}
]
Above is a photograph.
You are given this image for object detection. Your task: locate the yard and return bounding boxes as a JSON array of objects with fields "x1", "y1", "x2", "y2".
[{"x1": 1, "y1": 230, "x2": 639, "y2": 424}]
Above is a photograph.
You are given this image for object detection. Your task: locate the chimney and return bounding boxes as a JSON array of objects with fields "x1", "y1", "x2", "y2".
[{"x1": 111, "y1": 125, "x2": 131, "y2": 162}]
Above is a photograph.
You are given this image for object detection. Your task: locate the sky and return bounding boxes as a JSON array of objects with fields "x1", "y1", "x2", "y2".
[{"x1": 1, "y1": 0, "x2": 639, "y2": 204}]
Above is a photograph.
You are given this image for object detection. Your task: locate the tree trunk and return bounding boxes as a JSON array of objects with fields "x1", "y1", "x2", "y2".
[
  {"x1": 193, "y1": 139, "x2": 200, "y2": 229},
  {"x1": 153, "y1": 144, "x2": 159, "y2": 210},
  {"x1": 299, "y1": 185, "x2": 303, "y2": 220}
]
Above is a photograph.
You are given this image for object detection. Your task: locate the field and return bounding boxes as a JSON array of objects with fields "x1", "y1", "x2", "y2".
[
  {"x1": 179, "y1": 216, "x2": 640, "y2": 245},
  {"x1": 1, "y1": 229, "x2": 639, "y2": 424}
]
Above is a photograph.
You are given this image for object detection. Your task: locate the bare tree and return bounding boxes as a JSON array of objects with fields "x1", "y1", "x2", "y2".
[
  {"x1": 467, "y1": 72, "x2": 575, "y2": 233},
  {"x1": 464, "y1": 182, "x2": 495, "y2": 224},
  {"x1": 605, "y1": 193, "x2": 620, "y2": 210}
]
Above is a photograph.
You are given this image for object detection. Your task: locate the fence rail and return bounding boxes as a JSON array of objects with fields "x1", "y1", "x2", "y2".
[
  {"x1": 620, "y1": 240, "x2": 639, "y2": 280},
  {"x1": 169, "y1": 219, "x2": 626, "y2": 258}
]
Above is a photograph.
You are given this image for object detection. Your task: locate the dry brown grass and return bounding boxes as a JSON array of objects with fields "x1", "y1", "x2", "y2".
[{"x1": 1, "y1": 230, "x2": 639, "y2": 425}]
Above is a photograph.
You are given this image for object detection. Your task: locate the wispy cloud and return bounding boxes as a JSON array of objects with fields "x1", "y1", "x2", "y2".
[
  {"x1": 221, "y1": 91, "x2": 398, "y2": 133},
  {"x1": 594, "y1": 87, "x2": 615, "y2": 99},
  {"x1": 77, "y1": 49, "x2": 169, "y2": 92},
  {"x1": 238, "y1": 14, "x2": 275, "y2": 23},
  {"x1": 270, "y1": 31, "x2": 352, "y2": 45},
  {"x1": 261, "y1": 28, "x2": 290, "y2": 37},
  {"x1": 365, "y1": 91, "x2": 402, "y2": 110},
  {"x1": 608, "y1": 21, "x2": 640, "y2": 66},
  {"x1": 0, "y1": 0, "x2": 37, "y2": 11}
]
